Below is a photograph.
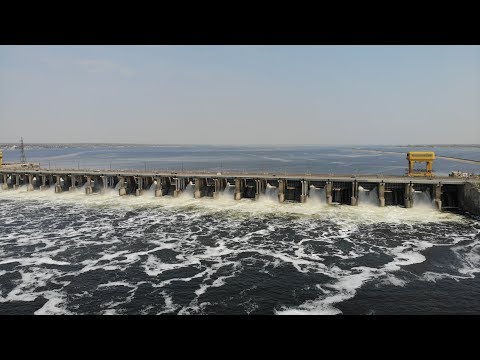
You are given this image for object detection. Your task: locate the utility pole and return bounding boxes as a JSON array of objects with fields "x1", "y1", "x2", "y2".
[{"x1": 19, "y1": 137, "x2": 27, "y2": 164}]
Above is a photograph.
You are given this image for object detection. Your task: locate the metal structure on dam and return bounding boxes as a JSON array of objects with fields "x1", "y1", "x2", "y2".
[{"x1": 1, "y1": 167, "x2": 478, "y2": 212}]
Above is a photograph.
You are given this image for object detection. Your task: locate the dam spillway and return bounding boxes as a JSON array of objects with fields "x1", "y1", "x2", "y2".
[
  {"x1": 1, "y1": 166, "x2": 480, "y2": 315},
  {"x1": 1, "y1": 168, "x2": 478, "y2": 213}
]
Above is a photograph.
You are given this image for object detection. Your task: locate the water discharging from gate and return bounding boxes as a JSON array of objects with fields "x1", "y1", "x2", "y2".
[
  {"x1": 309, "y1": 185, "x2": 325, "y2": 204},
  {"x1": 358, "y1": 186, "x2": 379, "y2": 206}
]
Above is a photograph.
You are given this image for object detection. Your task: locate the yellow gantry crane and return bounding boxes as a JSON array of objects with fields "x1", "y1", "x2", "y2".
[{"x1": 407, "y1": 151, "x2": 435, "y2": 176}]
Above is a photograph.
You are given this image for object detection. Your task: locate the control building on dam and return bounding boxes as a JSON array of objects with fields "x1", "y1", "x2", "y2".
[{"x1": 1, "y1": 168, "x2": 480, "y2": 215}]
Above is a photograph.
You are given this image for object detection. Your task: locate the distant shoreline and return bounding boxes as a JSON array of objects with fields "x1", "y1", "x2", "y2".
[{"x1": 1, "y1": 143, "x2": 479, "y2": 150}]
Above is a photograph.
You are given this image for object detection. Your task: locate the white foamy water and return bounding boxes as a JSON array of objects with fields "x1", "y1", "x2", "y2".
[
  {"x1": 413, "y1": 190, "x2": 434, "y2": 209},
  {"x1": 358, "y1": 186, "x2": 379, "y2": 207},
  {"x1": 308, "y1": 185, "x2": 325, "y2": 205},
  {"x1": 0, "y1": 186, "x2": 478, "y2": 315}
]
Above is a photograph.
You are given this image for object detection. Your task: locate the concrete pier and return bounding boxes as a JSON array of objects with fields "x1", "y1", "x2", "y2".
[
  {"x1": 213, "y1": 178, "x2": 227, "y2": 199},
  {"x1": 277, "y1": 179, "x2": 285, "y2": 203},
  {"x1": 404, "y1": 183, "x2": 413, "y2": 208},
  {"x1": 118, "y1": 176, "x2": 126, "y2": 196},
  {"x1": 13, "y1": 174, "x2": 20, "y2": 190},
  {"x1": 40, "y1": 175, "x2": 49, "y2": 190},
  {"x1": 190, "y1": 177, "x2": 215, "y2": 198},
  {"x1": 234, "y1": 178, "x2": 243, "y2": 200},
  {"x1": 351, "y1": 180, "x2": 357, "y2": 206},
  {"x1": 85, "y1": 176, "x2": 93, "y2": 195},
  {"x1": 194, "y1": 178, "x2": 201, "y2": 199},
  {"x1": 55, "y1": 175, "x2": 62, "y2": 193},
  {"x1": 299, "y1": 180, "x2": 308, "y2": 203},
  {"x1": 325, "y1": 181, "x2": 332, "y2": 205},
  {"x1": 2, "y1": 174, "x2": 8, "y2": 190},
  {"x1": 378, "y1": 182, "x2": 385, "y2": 207},
  {"x1": 154, "y1": 177, "x2": 163, "y2": 197},
  {"x1": 173, "y1": 177, "x2": 185, "y2": 198},
  {"x1": 254, "y1": 179, "x2": 265, "y2": 200},
  {"x1": 27, "y1": 174, "x2": 34, "y2": 191},
  {"x1": 135, "y1": 176, "x2": 143, "y2": 196},
  {"x1": 69, "y1": 175, "x2": 77, "y2": 191},
  {"x1": 434, "y1": 183, "x2": 442, "y2": 211}
]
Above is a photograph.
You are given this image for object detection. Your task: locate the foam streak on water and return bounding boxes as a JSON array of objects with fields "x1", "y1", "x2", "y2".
[{"x1": 0, "y1": 186, "x2": 479, "y2": 315}]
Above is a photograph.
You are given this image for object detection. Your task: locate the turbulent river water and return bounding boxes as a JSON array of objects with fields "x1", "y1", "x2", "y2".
[{"x1": 0, "y1": 145, "x2": 479, "y2": 314}]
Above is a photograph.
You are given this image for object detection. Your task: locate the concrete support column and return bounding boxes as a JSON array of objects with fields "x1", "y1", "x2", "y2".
[
  {"x1": 118, "y1": 176, "x2": 126, "y2": 196},
  {"x1": 26, "y1": 174, "x2": 34, "y2": 191},
  {"x1": 2, "y1": 174, "x2": 8, "y2": 190},
  {"x1": 351, "y1": 180, "x2": 357, "y2": 206},
  {"x1": 255, "y1": 179, "x2": 264, "y2": 200},
  {"x1": 85, "y1": 176, "x2": 93, "y2": 195},
  {"x1": 40, "y1": 175, "x2": 48, "y2": 191},
  {"x1": 173, "y1": 178, "x2": 184, "y2": 198},
  {"x1": 55, "y1": 175, "x2": 62, "y2": 193},
  {"x1": 325, "y1": 181, "x2": 332, "y2": 205},
  {"x1": 135, "y1": 177, "x2": 143, "y2": 196},
  {"x1": 13, "y1": 175, "x2": 20, "y2": 190},
  {"x1": 154, "y1": 177, "x2": 163, "y2": 197},
  {"x1": 234, "y1": 178, "x2": 243, "y2": 200},
  {"x1": 404, "y1": 183, "x2": 413, "y2": 208},
  {"x1": 194, "y1": 178, "x2": 203, "y2": 199},
  {"x1": 434, "y1": 183, "x2": 442, "y2": 211},
  {"x1": 213, "y1": 178, "x2": 225, "y2": 199},
  {"x1": 378, "y1": 182, "x2": 385, "y2": 207},
  {"x1": 278, "y1": 179, "x2": 285, "y2": 203},
  {"x1": 69, "y1": 175, "x2": 76, "y2": 191},
  {"x1": 300, "y1": 180, "x2": 308, "y2": 203}
]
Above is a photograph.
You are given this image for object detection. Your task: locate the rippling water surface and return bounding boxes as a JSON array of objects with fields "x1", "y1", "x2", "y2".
[
  {"x1": 1, "y1": 145, "x2": 480, "y2": 314},
  {"x1": 0, "y1": 183, "x2": 479, "y2": 315}
]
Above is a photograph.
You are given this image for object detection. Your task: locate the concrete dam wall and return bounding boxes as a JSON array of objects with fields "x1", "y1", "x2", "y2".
[
  {"x1": 1, "y1": 168, "x2": 478, "y2": 213},
  {"x1": 459, "y1": 182, "x2": 480, "y2": 216}
]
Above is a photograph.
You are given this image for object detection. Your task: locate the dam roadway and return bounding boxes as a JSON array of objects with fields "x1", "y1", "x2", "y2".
[{"x1": 1, "y1": 167, "x2": 479, "y2": 213}]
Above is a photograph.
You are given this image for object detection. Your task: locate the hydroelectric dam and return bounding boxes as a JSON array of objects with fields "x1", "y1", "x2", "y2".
[{"x1": 1, "y1": 167, "x2": 480, "y2": 214}]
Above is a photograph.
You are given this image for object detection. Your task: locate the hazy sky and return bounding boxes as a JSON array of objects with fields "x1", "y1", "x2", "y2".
[{"x1": 0, "y1": 45, "x2": 479, "y2": 145}]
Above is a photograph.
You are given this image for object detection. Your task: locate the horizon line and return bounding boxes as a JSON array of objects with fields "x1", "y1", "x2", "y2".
[{"x1": 0, "y1": 142, "x2": 479, "y2": 147}]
